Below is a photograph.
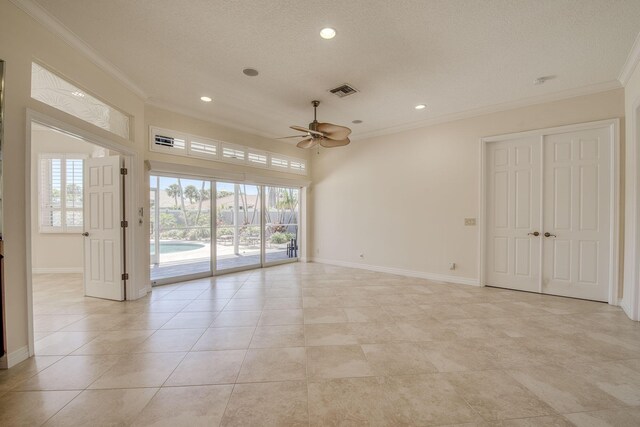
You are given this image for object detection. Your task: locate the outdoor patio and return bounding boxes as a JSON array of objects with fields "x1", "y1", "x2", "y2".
[{"x1": 150, "y1": 243, "x2": 295, "y2": 282}]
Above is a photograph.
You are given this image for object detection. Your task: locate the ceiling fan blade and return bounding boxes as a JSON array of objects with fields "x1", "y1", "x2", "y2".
[
  {"x1": 319, "y1": 137, "x2": 350, "y2": 148},
  {"x1": 277, "y1": 135, "x2": 308, "y2": 139},
  {"x1": 317, "y1": 123, "x2": 352, "y2": 140},
  {"x1": 296, "y1": 138, "x2": 318, "y2": 149},
  {"x1": 290, "y1": 125, "x2": 323, "y2": 137}
]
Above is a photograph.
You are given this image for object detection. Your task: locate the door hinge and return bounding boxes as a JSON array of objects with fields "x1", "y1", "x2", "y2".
[
  {"x1": 121, "y1": 220, "x2": 128, "y2": 228},
  {"x1": 121, "y1": 273, "x2": 129, "y2": 281},
  {"x1": 120, "y1": 167, "x2": 128, "y2": 175}
]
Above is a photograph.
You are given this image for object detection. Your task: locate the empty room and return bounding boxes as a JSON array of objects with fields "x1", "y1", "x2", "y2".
[{"x1": 2, "y1": 0, "x2": 640, "y2": 426}]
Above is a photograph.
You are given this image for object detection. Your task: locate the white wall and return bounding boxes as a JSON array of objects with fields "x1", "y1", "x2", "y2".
[
  {"x1": 623, "y1": 62, "x2": 640, "y2": 319},
  {"x1": 30, "y1": 126, "x2": 102, "y2": 273},
  {"x1": 310, "y1": 89, "x2": 625, "y2": 286}
]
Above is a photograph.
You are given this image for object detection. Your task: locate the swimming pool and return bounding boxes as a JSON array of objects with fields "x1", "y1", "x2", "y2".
[{"x1": 150, "y1": 241, "x2": 206, "y2": 255}]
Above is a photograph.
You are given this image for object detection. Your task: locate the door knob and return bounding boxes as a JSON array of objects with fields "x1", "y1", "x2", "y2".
[
  {"x1": 527, "y1": 231, "x2": 540, "y2": 236},
  {"x1": 82, "y1": 232, "x2": 89, "y2": 237},
  {"x1": 544, "y1": 232, "x2": 556, "y2": 238}
]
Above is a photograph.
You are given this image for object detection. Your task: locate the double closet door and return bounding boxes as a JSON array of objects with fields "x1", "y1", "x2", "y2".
[{"x1": 485, "y1": 123, "x2": 615, "y2": 302}]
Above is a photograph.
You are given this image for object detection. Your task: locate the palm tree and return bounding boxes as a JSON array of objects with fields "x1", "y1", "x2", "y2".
[
  {"x1": 166, "y1": 183, "x2": 181, "y2": 208},
  {"x1": 184, "y1": 185, "x2": 199, "y2": 204},
  {"x1": 194, "y1": 182, "x2": 207, "y2": 226},
  {"x1": 275, "y1": 188, "x2": 298, "y2": 224},
  {"x1": 177, "y1": 178, "x2": 189, "y2": 226}
]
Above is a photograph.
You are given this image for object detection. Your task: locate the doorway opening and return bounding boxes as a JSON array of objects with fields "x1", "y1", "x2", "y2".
[{"x1": 26, "y1": 114, "x2": 138, "y2": 358}]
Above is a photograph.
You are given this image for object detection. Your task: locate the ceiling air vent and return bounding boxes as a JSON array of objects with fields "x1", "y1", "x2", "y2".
[{"x1": 329, "y1": 83, "x2": 358, "y2": 98}]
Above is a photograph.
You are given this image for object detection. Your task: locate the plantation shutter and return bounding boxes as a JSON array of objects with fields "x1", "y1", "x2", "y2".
[{"x1": 39, "y1": 154, "x2": 86, "y2": 232}]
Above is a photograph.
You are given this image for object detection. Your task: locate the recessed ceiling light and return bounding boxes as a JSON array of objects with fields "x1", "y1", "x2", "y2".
[
  {"x1": 71, "y1": 91, "x2": 85, "y2": 98},
  {"x1": 320, "y1": 27, "x2": 336, "y2": 39},
  {"x1": 243, "y1": 68, "x2": 259, "y2": 77},
  {"x1": 415, "y1": 104, "x2": 426, "y2": 110},
  {"x1": 200, "y1": 96, "x2": 212, "y2": 102},
  {"x1": 352, "y1": 120, "x2": 363, "y2": 124}
]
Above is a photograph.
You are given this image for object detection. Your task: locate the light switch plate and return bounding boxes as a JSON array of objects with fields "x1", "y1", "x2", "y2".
[{"x1": 464, "y1": 218, "x2": 477, "y2": 226}]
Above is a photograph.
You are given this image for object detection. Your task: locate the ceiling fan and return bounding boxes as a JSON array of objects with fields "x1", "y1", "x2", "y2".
[{"x1": 279, "y1": 100, "x2": 351, "y2": 148}]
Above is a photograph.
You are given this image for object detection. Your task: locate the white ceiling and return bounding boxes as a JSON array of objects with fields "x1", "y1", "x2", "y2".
[{"x1": 30, "y1": 0, "x2": 640, "y2": 140}]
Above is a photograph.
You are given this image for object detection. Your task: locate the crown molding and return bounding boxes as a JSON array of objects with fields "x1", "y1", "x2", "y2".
[
  {"x1": 351, "y1": 80, "x2": 622, "y2": 141},
  {"x1": 619, "y1": 31, "x2": 640, "y2": 86},
  {"x1": 145, "y1": 98, "x2": 283, "y2": 142},
  {"x1": 11, "y1": 0, "x2": 632, "y2": 146},
  {"x1": 10, "y1": 0, "x2": 148, "y2": 100}
]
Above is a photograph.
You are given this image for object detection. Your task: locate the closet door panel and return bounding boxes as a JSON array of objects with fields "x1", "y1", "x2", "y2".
[
  {"x1": 542, "y1": 127, "x2": 611, "y2": 301},
  {"x1": 485, "y1": 137, "x2": 541, "y2": 292}
]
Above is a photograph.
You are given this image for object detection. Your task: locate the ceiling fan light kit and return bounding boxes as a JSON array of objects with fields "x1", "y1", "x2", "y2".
[{"x1": 279, "y1": 100, "x2": 352, "y2": 149}]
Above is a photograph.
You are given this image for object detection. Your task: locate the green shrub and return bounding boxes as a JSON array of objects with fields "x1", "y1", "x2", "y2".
[
  {"x1": 216, "y1": 227, "x2": 234, "y2": 238},
  {"x1": 270, "y1": 232, "x2": 294, "y2": 244}
]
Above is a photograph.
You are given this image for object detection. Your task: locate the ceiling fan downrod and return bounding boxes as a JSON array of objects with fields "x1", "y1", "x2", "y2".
[{"x1": 310, "y1": 100, "x2": 320, "y2": 131}]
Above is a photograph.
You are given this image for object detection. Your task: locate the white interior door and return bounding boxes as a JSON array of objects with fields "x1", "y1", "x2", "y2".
[
  {"x1": 542, "y1": 128, "x2": 611, "y2": 301},
  {"x1": 485, "y1": 136, "x2": 541, "y2": 292},
  {"x1": 83, "y1": 155, "x2": 124, "y2": 300}
]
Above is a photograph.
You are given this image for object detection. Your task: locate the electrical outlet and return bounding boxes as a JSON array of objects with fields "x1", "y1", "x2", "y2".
[
  {"x1": 359, "y1": 253, "x2": 364, "y2": 258},
  {"x1": 449, "y1": 262, "x2": 456, "y2": 270},
  {"x1": 464, "y1": 218, "x2": 476, "y2": 226}
]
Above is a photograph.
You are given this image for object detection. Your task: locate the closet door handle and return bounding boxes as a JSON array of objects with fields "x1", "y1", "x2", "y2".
[
  {"x1": 544, "y1": 232, "x2": 556, "y2": 238},
  {"x1": 527, "y1": 231, "x2": 540, "y2": 237}
]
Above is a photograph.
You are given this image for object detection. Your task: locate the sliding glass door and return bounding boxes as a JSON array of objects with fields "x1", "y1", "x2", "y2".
[
  {"x1": 150, "y1": 175, "x2": 300, "y2": 284},
  {"x1": 216, "y1": 182, "x2": 262, "y2": 271},
  {"x1": 150, "y1": 175, "x2": 212, "y2": 283},
  {"x1": 264, "y1": 186, "x2": 300, "y2": 264}
]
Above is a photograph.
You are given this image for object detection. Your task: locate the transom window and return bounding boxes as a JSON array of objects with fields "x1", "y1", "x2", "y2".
[
  {"x1": 149, "y1": 126, "x2": 308, "y2": 175},
  {"x1": 31, "y1": 62, "x2": 131, "y2": 140}
]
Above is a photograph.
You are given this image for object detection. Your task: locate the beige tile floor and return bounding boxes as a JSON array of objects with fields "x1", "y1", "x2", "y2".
[{"x1": 1, "y1": 264, "x2": 640, "y2": 426}]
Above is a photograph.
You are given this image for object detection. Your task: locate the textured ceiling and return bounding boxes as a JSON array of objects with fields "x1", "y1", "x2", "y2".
[{"x1": 32, "y1": 0, "x2": 640, "y2": 140}]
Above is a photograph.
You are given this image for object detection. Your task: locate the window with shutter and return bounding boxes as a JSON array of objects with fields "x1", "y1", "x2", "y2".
[
  {"x1": 148, "y1": 126, "x2": 307, "y2": 175},
  {"x1": 189, "y1": 137, "x2": 219, "y2": 159},
  {"x1": 290, "y1": 160, "x2": 306, "y2": 174},
  {"x1": 152, "y1": 133, "x2": 187, "y2": 153},
  {"x1": 270, "y1": 156, "x2": 289, "y2": 169},
  {"x1": 39, "y1": 154, "x2": 86, "y2": 233},
  {"x1": 247, "y1": 150, "x2": 268, "y2": 167},
  {"x1": 222, "y1": 143, "x2": 246, "y2": 162}
]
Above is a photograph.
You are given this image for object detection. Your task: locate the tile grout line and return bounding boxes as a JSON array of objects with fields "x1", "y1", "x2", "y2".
[{"x1": 217, "y1": 272, "x2": 258, "y2": 425}]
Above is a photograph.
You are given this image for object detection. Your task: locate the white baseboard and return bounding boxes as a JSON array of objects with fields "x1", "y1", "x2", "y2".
[
  {"x1": 310, "y1": 257, "x2": 480, "y2": 287},
  {"x1": 137, "y1": 287, "x2": 151, "y2": 299},
  {"x1": 32, "y1": 267, "x2": 83, "y2": 274},
  {"x1": 0, "y1": 346, "x2": 30, "y2": 369},
  {"x1": 620, "y1": 297, "x2": 638, "y2": 321}
]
